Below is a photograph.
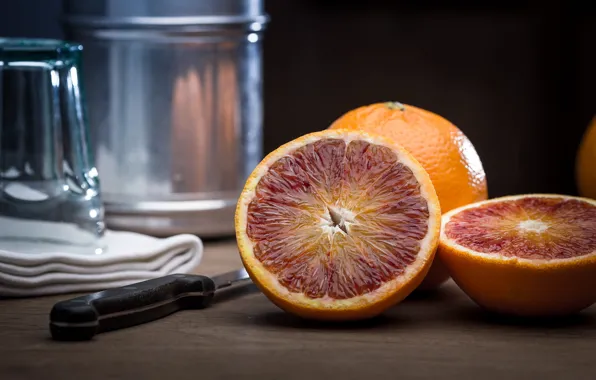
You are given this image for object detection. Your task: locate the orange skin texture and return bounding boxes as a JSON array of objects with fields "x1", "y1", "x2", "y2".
[
  {"x1": 329, "y1": 102, "x2": 488, "y2": 289},
  {"x1": 576, "y1": 116, "x2": 596, "y2": 199},
  {"x1": 235, "y1": 129, "x2": 442, "y2": 321},
  {"x1": 439, "y1": 194, "x2": 596, "y2": 317},
  {"x1": 439, "y1": 243, "x2": 596, "y2": 316}
]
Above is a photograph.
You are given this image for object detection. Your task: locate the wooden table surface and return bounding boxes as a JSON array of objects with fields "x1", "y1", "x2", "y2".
[{"x1": 1, "y1": 239, "x2": 595, "y2": 380}]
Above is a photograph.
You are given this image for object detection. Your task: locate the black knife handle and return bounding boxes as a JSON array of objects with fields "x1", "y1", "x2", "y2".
[{"x1": 49, "y1": 274, "x2": 216, "y2": 341}]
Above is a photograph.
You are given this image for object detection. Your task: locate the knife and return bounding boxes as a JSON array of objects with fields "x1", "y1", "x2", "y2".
[{"x1": 49, "y1": 268, "x2": 251, "y2": 341}]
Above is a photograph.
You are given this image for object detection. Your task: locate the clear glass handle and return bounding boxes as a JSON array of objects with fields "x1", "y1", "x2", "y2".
[{"x1": 0, "y1": 38, "x2": 105, "y2": 254}]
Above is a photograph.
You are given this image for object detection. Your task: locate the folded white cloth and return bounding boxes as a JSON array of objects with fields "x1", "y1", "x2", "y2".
[{"x1": 0, "y1": 230, "x2": 204, "y2": 297}]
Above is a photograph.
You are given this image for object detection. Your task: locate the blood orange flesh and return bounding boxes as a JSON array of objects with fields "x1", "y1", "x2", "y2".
[
  {"x1": 444, "y1": 196, "x2": 596, "y2": 260},
  {"x1": 439, "y1": 194, "x2": 596, "y2": 317},
  {"x1": 236, "y1": 130, "x2": 441, "y2": 320}
]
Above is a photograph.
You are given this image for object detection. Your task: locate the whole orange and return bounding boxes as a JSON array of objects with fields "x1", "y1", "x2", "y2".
[
  {"x1": 576, "y1": 116, "x2": 596, "y2": 199},
  {"x1": 329, "y1": 101, "x2": 488, "y2": 289}
]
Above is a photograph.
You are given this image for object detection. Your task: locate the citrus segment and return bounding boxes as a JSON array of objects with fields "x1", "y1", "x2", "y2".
[
  {"x1": 444, "y1": 196, "x2": 596, "y2": 260},
  {"x1": 236, "y1": 129, "x2": 441, "y2": 320},
  {"x1": 328, "y1": 101, "x2": 488, "y2": 290},
  {"x1": 439, "y1": 194, "x2": 596, "y2": 317},
  {"x1": 249, "y1": 139, "x2": 427, "y2": 299}
]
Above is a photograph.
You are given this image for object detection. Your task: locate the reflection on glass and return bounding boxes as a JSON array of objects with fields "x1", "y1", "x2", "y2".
[{"x1": 0, "y1": 38, "x2": 105, "y2": 254}]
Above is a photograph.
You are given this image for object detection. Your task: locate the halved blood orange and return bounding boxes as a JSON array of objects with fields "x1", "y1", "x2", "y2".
[
  {"x1": 235, "y1": 129, "x2": 441, "y2": 320},
  {"x1": 439, "y1": 194, "x2": 596, "y2": 317}
]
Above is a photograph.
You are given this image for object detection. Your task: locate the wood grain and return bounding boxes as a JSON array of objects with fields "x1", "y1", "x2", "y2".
[{"x1": 1, "y1": 239, "x2": 595, "y2": 380}]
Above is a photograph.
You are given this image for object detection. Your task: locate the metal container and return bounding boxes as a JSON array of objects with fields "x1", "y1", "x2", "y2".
[{"x1": 61, "y1": 0, "x2": 268, "y2": 237}]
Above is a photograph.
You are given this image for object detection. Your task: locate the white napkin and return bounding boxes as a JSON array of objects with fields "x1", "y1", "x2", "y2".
[{"x1": 0, "y1": 229, "x2": 204, "y2": 297}]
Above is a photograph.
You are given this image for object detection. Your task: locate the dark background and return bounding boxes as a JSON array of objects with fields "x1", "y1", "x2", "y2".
[{"x1": 1, "y1": 0, "x2": 594, "y2": 198}]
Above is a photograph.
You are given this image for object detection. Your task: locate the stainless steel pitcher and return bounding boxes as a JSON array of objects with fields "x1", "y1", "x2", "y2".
[{"x1": 61, "y1": 0, "x2": 269, "y2": 237}]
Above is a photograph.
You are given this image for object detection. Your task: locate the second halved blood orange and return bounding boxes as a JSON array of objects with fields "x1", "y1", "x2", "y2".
[
  {"x1": 328, "y1": 101, "x2": 488, "y2": 290},
  {"x1": 235, "y1": 129, "x2": 441, "y2": 320},
  {"x1": 439, "y1": 194, "x2": 596, "y2": 317}
]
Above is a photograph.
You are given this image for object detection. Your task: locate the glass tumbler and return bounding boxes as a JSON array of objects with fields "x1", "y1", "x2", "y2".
[{"x1": 0, "y1": 38, "x2": 105, "y2": 254}]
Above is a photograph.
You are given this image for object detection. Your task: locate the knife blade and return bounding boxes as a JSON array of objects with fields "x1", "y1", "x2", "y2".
[{"x1": 49, "y1": 268, "x2": 251, "y2": 341}]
